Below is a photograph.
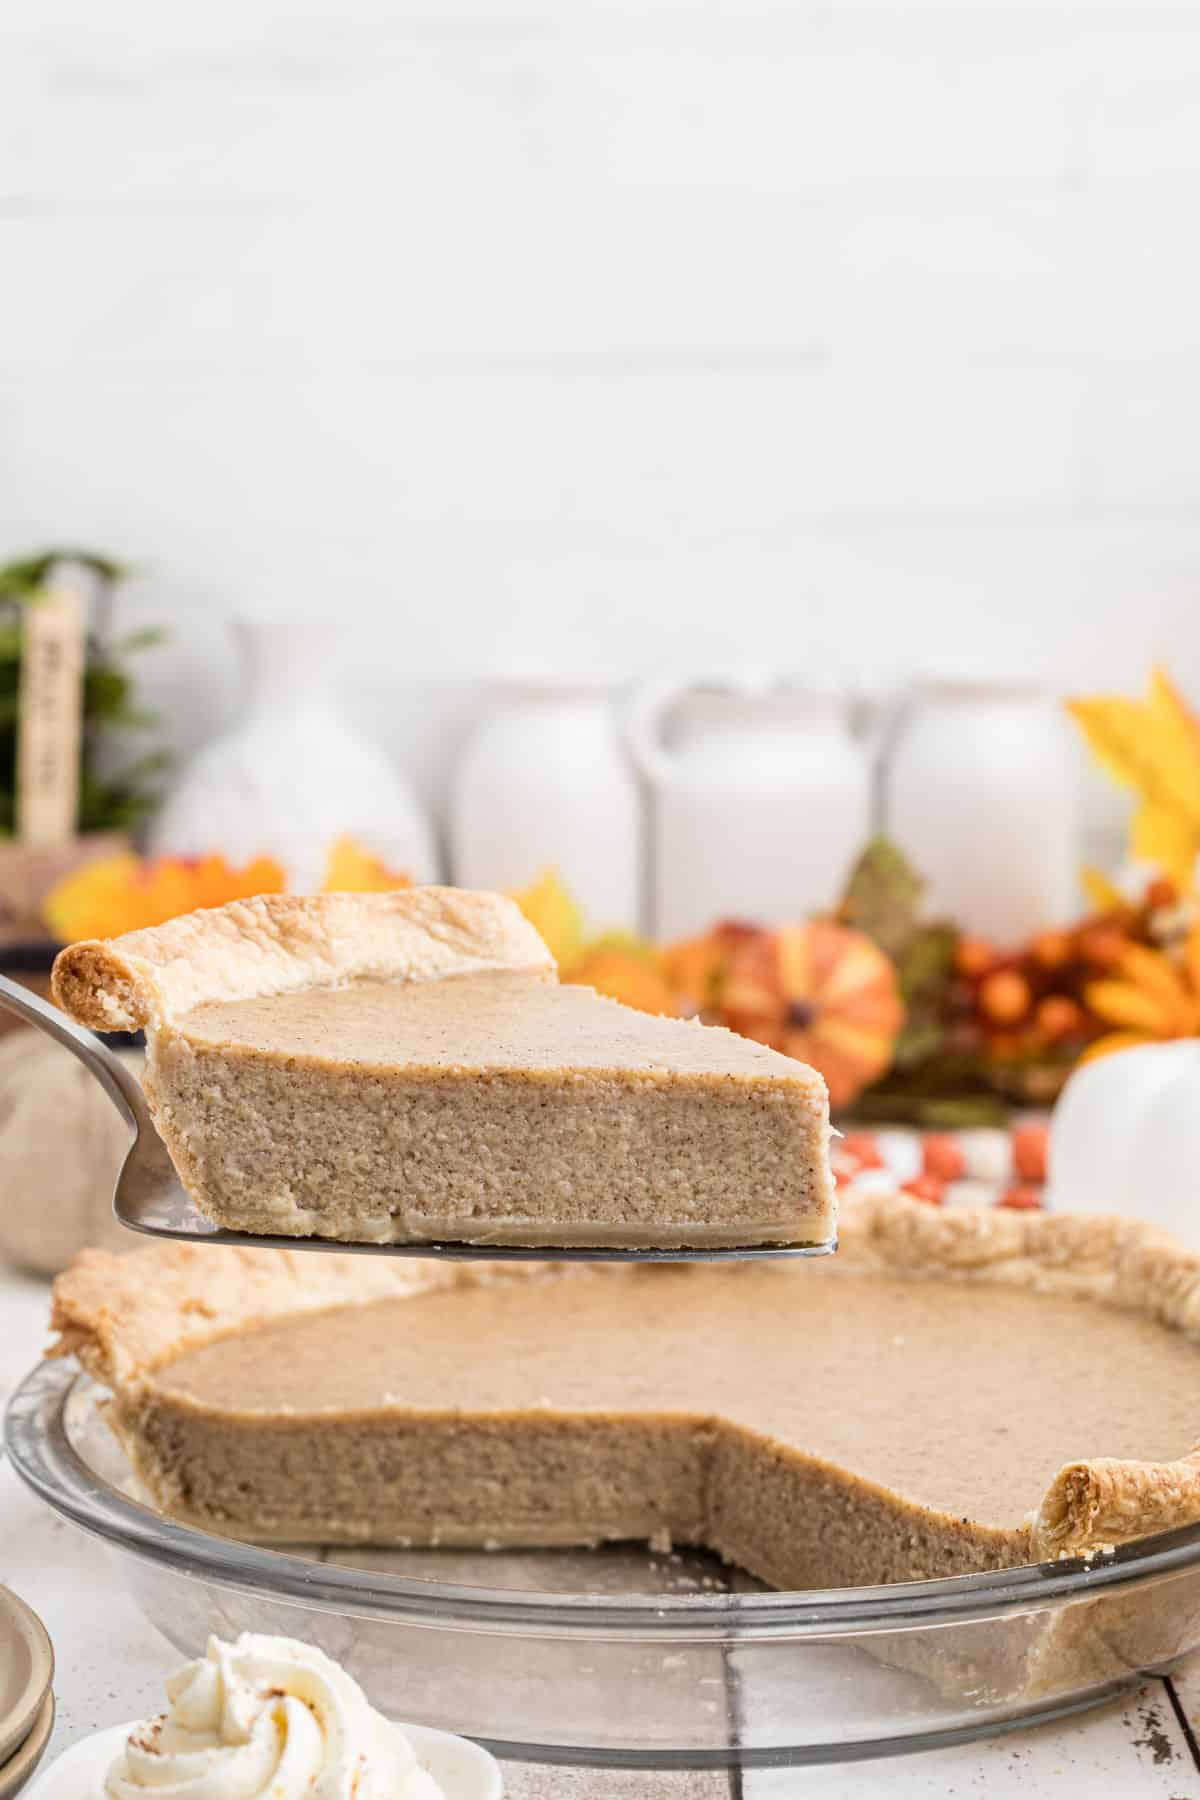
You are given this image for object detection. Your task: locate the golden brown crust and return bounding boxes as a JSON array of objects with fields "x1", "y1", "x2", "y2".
[
  {"x1": 49, "y1": 1194, "x2": 1200, "y2": 1562},
  {"x1": 50, "y1": 888, "x2": 556, "y2": 1031},
  {"x1": 835, "y1": 1189, "x2": 1176, "y2": 1301},
  {"x1": 1032, "y1": 1451, "x2": 1200, "y2": 1559}
]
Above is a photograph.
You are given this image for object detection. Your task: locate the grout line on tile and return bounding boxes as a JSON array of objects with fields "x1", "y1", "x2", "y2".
[
  {"x1": 724, "y1": 1641, "x2": 745, "y2": 1800},
  {"x1": 723, "y1": 1567, "x2": 754, "y2": 1798},
  {"x1": 1164, "y1": 1673, "x2": 1200, "y2": 1773}
]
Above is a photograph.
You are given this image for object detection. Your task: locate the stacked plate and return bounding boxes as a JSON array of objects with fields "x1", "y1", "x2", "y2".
[{"x1": 0, "y1": 1589, "x2": 53, "y2": 1799}]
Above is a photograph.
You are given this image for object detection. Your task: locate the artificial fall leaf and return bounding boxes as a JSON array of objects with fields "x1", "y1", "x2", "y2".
[
  {"x1": 44, "y1": 851, "x2": 286, "y2": 942},
  {"x1": 1082, "y1": 924, "x2": 1200, "y2": 1059},
  {"x1": 322, "y1": 835, "x2": 412, "y2": 893},
  {"x1": 1067, "y1": 668, "x2": 1200, "y2": 891},
  {"x1": 837, "y1": 836, "x2": 927, "y2": 962},
  {"x1": 566, "y1": 929, "x2": 662, "y2": 970},
  {"x1": 1080, "y1": 864, "x2": 1128, "y2": 915},
  {"x1": 891, "y1": 922, "x2": 959, "y2": 1071},
  {"x1": 510, "y1": 868, "x2": 584, "y2": 967},
  {"x1": 661, "y1": 920, "x2": 760, "y2": 1013},
  {"x1": 565, "y1": 937, "x2": 678, "y2": 1016}
]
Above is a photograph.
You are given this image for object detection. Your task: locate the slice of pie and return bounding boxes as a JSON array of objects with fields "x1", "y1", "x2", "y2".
[
  {"x1": 51, "y1": 1193, "x2": 1200, "y2": 1574},
  {"x1": 50, "y1": 888, "x2": 834, "y2": 1249}
]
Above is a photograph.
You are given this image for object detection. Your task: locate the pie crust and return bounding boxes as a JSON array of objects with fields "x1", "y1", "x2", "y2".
[{"x1": 50, "y1": 889, "x2": 556, "y2": 1031}]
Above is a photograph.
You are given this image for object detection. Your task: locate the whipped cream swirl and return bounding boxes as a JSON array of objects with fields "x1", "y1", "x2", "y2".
[{"x1": 104, "y1": 1632, "x2": 444, "y2": 1800}]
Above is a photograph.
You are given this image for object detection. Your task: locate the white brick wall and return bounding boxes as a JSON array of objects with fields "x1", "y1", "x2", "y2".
[{"x1": 1, "y1": 0, "x2": 1198, "y2": 848}]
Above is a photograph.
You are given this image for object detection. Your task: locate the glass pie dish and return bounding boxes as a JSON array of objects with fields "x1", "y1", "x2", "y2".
[{"x1": 10, "y1": 1357, "x2": 1200, "y2": 1771}]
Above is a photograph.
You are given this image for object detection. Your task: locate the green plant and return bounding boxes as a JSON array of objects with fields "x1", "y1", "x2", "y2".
[{"x1": 0, "y1": 550, "x2": 169, "y2": 836}]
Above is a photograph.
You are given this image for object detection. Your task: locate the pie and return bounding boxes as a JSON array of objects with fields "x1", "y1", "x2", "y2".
[
  {"x1": 50, "y1": 888, "x2": 834, "y2": 1249},
  {"x1": 51, "y1": 1192, "x2": 1200, "y2": 1575}
]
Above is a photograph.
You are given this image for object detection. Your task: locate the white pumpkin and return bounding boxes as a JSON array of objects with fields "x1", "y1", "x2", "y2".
[
  {"x1": 1048, "y1": 1039, "x2": 1200, "y2": 1247},
  {"x1": 0, "y1": 1030, "x2": 141, "y2": 1275}
]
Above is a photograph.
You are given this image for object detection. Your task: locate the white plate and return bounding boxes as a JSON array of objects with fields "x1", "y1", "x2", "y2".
[{"x1": 26, "y1": 1719, "x2": 502, "y2": 1800}]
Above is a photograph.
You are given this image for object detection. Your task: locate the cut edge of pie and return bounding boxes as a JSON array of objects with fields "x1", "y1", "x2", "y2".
[{"x1": 47, "y1": 1191, "x2": 1200, "y2": 1565}]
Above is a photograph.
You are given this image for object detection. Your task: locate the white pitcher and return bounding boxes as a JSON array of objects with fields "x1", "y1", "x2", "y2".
[
  {"x1": 628, "y1": 674, "x2": 873, "y2": 940},
  {"x1": 450, "y1": 679, "x2": 642, "y2": 933},
  {"x1": 884, "y1": 681, "x2": 1077, "y2": 943}
]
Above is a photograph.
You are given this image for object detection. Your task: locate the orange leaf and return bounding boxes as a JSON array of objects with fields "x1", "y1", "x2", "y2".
[
  {"x1": 44, "y1": 852, "x2": 286, "y2": 942},
  {"x1": 1115, "y1": 941, "x2": 1191, "y2": 1009},
  {"x1": 566, "y1": 945, "x2": 678, "y2": 1016},
  {"x1": 1079, "y1": 1031, "x2": 1153, "y2": 1063},
  {"x1": 1084, "y1": 978, "x2": 1178, "y2": 1035}
]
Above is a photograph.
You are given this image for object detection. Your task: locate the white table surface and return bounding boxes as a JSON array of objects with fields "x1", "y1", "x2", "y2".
[{"x1": 3, "y1": 1263, "x2": 1200, "y2": 1799}]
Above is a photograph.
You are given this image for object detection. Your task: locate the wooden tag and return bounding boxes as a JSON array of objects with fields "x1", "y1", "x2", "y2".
[{"x1": 15, "y1": 564, "x2": 89, "y2": 847}]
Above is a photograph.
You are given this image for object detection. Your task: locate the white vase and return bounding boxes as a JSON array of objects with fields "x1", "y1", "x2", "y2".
[
  {"x1": 884, "y1": 682, "x2": 1077, "y2": 943},
  {"x1": 150, "y1": 622, "x2": 438, "y2": 892},
  {"x1": 450, "y1": 680, "x2": 641, "y2": 932},
  {"x1": 628, "y1": 673, "x2": 873, "y2": 940}
]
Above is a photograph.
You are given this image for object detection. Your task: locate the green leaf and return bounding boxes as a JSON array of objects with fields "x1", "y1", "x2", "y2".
[{"x1": 838, "y1": 836, "x2": 928, "y2": 961}]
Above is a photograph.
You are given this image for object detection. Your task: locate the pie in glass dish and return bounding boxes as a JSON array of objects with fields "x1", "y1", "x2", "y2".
[{"x1": 48, "y1": 1192, "x2": 1200, "y2": 1572}]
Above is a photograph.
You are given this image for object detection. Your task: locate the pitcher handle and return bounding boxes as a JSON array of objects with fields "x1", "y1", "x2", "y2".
[{"x1": 627, "y1": 669, "x2": 765, "y2": 785}]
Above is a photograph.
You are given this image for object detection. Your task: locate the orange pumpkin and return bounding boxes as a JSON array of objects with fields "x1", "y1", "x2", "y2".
[{"x1": 719, "y1": 920, "x2": 903, "y2": 1109}]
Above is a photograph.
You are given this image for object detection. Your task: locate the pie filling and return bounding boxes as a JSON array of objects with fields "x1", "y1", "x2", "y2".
[{"x1": 112, "y1": 1263, "x2": 1200, "y2": 1585}]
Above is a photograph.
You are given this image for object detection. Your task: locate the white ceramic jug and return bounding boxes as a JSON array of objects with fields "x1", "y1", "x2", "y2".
[
  {"x1": 628, "y1": 674, "x2": 873, "y2": 940},
  {"x1": 151, "y1": 621, "x2": 438, "y2": 892},
  {"x1": 884, "y1": 682, "x2": 1077, "y2": 944},
  {"x1": 450, "y1": 679, "x2": 642, "y2": 932}
]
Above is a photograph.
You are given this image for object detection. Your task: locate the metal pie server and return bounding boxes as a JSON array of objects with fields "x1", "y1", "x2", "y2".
[{"x1": 0, "y1": 974, "x2": 832, "y2": 1263}]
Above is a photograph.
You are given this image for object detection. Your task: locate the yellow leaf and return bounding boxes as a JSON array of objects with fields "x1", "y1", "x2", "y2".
[
  {"x1": 1149, "y1": 666, "x2": 1200, "y2": 766},
  {"x1": 1066, "y1": 696, "x2": 1156, "y2": 793},
  {"x1": 1080, "y1": 864, "x2": 1127, "y2": 914},
  {"x1": 1066, "y1": 671, "x2": 1200, "y2": 892},
  {"x1": 510, "y1": 868, "x2": 584, "y2": 967},
  {"x1": 1131, "y1": 802, "x2": 1198, "y2": 892},
  {"x1": 322, "y1": 836, "x2": 412, "y2": 893}
]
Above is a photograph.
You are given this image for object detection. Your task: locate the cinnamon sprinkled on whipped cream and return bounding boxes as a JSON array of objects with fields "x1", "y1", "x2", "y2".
[{"x1": 104, "y1": 1632, "x2": 444, "y2": 1799}]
